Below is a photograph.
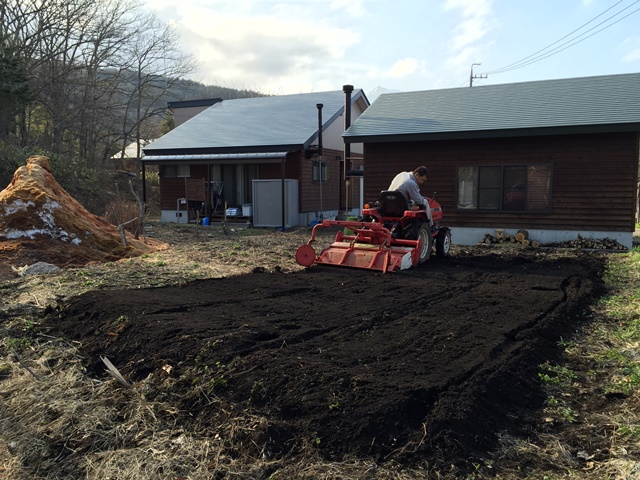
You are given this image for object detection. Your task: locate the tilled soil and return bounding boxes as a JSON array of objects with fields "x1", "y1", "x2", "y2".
[{"x1": 41, "y1": 233, "x2": 606, "y2": 470}]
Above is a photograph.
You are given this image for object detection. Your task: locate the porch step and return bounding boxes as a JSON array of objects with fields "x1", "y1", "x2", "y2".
[{"x1": 208, "y1": 214, "x2": 252, "y2": 225}]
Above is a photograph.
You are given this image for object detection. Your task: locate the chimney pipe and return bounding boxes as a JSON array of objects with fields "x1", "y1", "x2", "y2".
[
  {"x1": 343, "y1": 85, "x2": 353, "y2": 176},
  {"x1": 316, "y1": 103, "x2": 323, "y2": 156},
  {"x1": 342, "y1": 85, "x2": 354, "y2": 216},
  {"x1": 316, "y1": 103, "x2": 324, "y2": 220}
]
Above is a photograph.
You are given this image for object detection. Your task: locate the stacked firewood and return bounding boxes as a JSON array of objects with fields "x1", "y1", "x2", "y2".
[
  {"x1": 480, "y1": 229, "x2": 539, "y2": 248},
  {"x1": 543, "y1": 234, "x2": 628, "y2": 251},
  {"x1": 480, "y1": 230, "x2": 628, "y2": 251}
]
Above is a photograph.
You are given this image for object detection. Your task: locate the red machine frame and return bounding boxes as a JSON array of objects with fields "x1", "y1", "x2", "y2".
[{"x1": 296, "y1": 193, "x2": 451, "y2": 273}]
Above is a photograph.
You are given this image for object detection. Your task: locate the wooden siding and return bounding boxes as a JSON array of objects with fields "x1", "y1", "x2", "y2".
[
  {"x1": 159, "y1": 164, "x2": 208, "y2": 210},
  {"x1": 298, "y1": 148, "x2": 342, "y2": 213},
  {"x1": 258, "y1": 163, "x2": 283, "y2": 179},
  {"x1": 363, "y1": 132, "x2": 639, "y2": 232},
  {"x1": 172, "y1": 106, "x2": 212, "y2": 127}
]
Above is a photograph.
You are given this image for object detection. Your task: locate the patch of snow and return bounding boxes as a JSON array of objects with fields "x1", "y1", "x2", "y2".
[
  {"x1": 1, "y1": 197, "x2": 80, "y2": 243},
  {"x1": 2, "y1": 199, "x2": 36, "y2": 215},
  {"x1": 5, "y1": 228, "x2": 43, "y2": 239},
  {"x1": 38, "y1": 199, "x2": 60, "y2": 228},
  {"x1": 4, "y1": 227, "x2": 80, "y2": 244}
]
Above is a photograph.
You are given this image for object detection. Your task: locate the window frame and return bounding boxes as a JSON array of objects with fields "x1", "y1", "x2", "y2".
[
  {"x1": 161, "y1": 164, "x2": 191, "y2": 178},
  {"x1": 312, "y1": 160, "x2": 328, "y2": 183},
  {"x1": 456, "y1": 164, "x2": 552, "y2": 213}
]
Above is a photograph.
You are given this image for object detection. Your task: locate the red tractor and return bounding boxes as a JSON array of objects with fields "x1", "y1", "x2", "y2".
[{"x1": 295, "y1": 191, "x2": 451, "y2": 273}]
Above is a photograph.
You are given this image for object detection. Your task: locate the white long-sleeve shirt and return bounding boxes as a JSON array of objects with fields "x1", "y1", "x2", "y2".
[{"x1": 388, "y1": 171, "x2": 432, "y2": 222}]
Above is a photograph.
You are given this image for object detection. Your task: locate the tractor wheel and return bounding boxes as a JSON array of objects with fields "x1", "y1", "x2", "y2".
[
  {"x1": 436, "y1": 228, "x2": 452, "y2": 257},
  {"x1": 417, "y1": 224, "x2": 433, "y2": 263}
]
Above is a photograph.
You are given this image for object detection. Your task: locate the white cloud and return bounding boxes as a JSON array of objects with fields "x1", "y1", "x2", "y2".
[
  {"x1": 441, "y1": 0, "x2": 496, "y2": 73},
  {"x1": 444, "y1": 0, "x2": 492, "y2": 17},
  {"x1": 361, "y1": 58, "x2": 425, "y2": 82},
  {"x1": 145, "y1": 0, "x2": 362, "y2": 93},
  {"x1": 330, "y1": 0, "x2": 366, "y2": 17},
  {"x1": 622, "y1": 36, "x2": 640, "y2": 63},
  {"x1": 388, "y1": 58, "x2": 419, "y2": 78},
  {"x1": 624, "y1": 49, "x2": 640, "y2": 62},
  {"x1": 444, "y1": 0, "x2": 495, "y2": 50}
]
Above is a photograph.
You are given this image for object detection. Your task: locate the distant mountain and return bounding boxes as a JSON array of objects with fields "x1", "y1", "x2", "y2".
[
  {"x1": 366, "y1": 86, "x2": 401, "y2": 103},
  {"x1": 168, "y1": 79, "x2": 265, "y2": 102}
]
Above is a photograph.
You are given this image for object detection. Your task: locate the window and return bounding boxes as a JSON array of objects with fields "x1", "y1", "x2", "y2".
[
  {"x1": 313, "y1": 160, "x2": 328, "y2": 182},
  {"x1": 457, "y1": 165, "x2": 551, "y2": 212},
  {"x1": 161, "y1": 164, "x2": 190, "y2": 178},
  {"x1": 210, "y1": 163, "x2": 258, "y2": 205}
]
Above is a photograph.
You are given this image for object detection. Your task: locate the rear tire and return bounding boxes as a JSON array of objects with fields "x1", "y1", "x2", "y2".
[
  {"x1": 435, "y1": 228, "x2": 451, "y2": 257},
  {"x1": 418, "y1": 224, "x2": 433, "y2": 263}
]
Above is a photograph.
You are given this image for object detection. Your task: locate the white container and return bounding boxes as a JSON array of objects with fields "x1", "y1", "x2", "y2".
[{"x1": 242, "y1": 204, "x2": 253, "y2": 216}]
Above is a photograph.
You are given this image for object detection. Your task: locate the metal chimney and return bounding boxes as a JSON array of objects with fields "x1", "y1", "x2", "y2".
[
  {"x1": 342, "y1": 85, "x2": 354, "y2": 216},
  {"x1": 343, "y1": 85, "x2": 353, "y2": 175},
  {"x1": 316, "y1": 103, "x2": 323, "y2": 156},
  {"x1": 316, "y1": 103, "x2": 324, "y2": 220}
]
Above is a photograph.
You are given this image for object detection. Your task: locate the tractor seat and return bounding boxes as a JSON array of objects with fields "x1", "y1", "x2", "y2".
[{"x1": 378, "y1": 190, "x2": 409, "y2": 217}]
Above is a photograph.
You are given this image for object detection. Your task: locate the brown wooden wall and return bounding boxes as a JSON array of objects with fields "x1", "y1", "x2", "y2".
[
  {"x1": 363, "y1": 132, "x2": 639, "y2": 232},
  {"x1": 159, "y1": 165, "x2": 208, "y2": 210},
  {"x1": 256, "y1": 152, "x2": 301, "y2": 180},
  {"x1": 298, "y1": 148, "x2": 343, "y2": 213}
]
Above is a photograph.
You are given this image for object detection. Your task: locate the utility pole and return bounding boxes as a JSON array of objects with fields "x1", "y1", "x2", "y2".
[{"x1": 469, "y1": 63, "x2": 487, "y2": 87}]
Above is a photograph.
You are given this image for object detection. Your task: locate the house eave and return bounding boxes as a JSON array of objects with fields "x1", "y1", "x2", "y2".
[
  {"x1": 141, "y1": 151, "x2": 290, "y2": 165},
  {"x1": 142, "y1": 144, "x2": 302, "y2": 158},
  {"x1": 343, "y1": 123, "x2": 640, "y2": 144}
]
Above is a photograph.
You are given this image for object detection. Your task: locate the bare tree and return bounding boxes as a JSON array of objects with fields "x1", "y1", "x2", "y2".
[
  {"x1": 1, "y1": 0, "x2": 195, "y2": 165},
  {"x1": 115, "y1": 11, "x2": 198, "y2": 162}
]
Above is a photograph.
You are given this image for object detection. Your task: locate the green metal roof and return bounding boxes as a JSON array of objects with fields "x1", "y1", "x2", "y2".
[
  {"x1": 144, "y1": 89, "x2": 367, "y2": 156},
  {"x1": 343, "y1": 73, "x2": 640, "y2": 143}
]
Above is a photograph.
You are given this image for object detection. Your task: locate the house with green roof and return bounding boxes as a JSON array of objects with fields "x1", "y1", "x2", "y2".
[
  {"x1": 142, "y1": 88, "x2": 369, "y2": 228},
  {"x1": 343, "y1": 72, "x2": 640, "y2": 249}
]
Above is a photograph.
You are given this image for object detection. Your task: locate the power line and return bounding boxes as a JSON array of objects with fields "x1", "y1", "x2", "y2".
[
  {"x1": 488, "y1": 4, "x2": 640, "y2": 75},
  {"x1": 484, "y1": 0, "x2": 640, "y2": 76},
  {"x1": 485, "y1": 0, "x2": 628, "y2": 74}
]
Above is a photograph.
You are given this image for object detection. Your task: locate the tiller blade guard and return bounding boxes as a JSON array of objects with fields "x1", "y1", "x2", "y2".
[
  {"x1": 295, "y1": 194, "x2": 450, "y2": 273},
  {"x1": 295, "y1": 220, "x2": 420, "y2": 273}
]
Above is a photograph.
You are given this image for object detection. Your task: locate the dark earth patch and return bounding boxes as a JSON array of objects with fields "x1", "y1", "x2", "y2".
[{"x1": 43, "y1": 250, "x2": 606, "y2": 470}]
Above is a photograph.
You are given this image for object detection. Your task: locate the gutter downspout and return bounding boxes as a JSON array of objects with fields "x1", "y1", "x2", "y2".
[
  {"x1": 280, "y1": 157, "x2": 285, "y2": 231},
  {"x1": 342, "y1": 85, "x2": 353, "y2": 217},
  {"x1": 141, "y1": 161, "x2": 147, "y2": 205}
]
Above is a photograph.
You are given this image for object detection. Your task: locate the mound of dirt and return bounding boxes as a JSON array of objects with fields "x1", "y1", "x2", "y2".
[{"x1": 0, "y1": 156, "x2": 166, "y2": 279}]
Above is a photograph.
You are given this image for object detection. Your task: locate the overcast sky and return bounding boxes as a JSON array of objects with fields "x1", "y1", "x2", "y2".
[{"x1": 143, "y1": 0, "x2": 640, "y2": 98}]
